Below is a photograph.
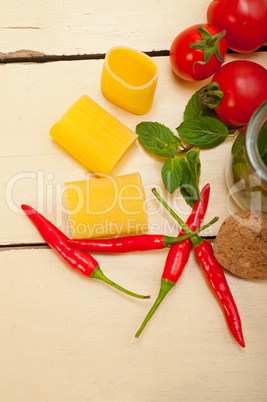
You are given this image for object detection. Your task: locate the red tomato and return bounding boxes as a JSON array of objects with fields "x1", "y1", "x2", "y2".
[
  {"x1": 207, "y1": 0, "x2": 267, "y2": 53},
  {"x1": 212, "y1": 60, "x2": 267, "y2": 126},
  {"x1": 169, "y1": 24, "x2": 227, "y2": 81}
]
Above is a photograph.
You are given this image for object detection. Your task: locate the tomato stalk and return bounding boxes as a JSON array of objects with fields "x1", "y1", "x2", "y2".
[
  {"x1": 189, "y1": 25, "x2": 226, "y2": 70},
  {"x1": 199, "y1": 82, "x2": 224, "y2": 109}
]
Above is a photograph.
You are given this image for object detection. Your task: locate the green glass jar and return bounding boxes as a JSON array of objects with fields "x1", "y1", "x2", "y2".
[{"x1": 226, "y1": 101, "x2": 267, "y2": 211}]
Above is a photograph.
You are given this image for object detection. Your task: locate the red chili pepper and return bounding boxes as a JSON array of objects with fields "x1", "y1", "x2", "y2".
[
  {"x1": 151, "y1": 189, "x2": 245, "y2": 348},
  {"x1": 192, "y1": 237, "x2": 245, "y2": 348},
  {"x1": 67, "y1": 217, "x2": 215, "y2": 253},
  {"x1": 162, "y1": 183, "x2": 210, "y2": 283},
  {"x1": 21, "y1": 204, "x2": 150, "y2": 299},
  {"x1": 68, "y1": 234, "x2": 181, "y2": 252},
  {"x1": 135, "y1": 183, "x2": 210, "y2": 338}
]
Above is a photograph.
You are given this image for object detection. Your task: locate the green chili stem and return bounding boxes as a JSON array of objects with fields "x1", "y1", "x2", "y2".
[
  {"x1": 164, "y1": 216, "x2": 218, "y2": 246},
  {"x1": 135, "y1": 279, "x2": 175, "y2": 338},
  {"x1": 151, "y1": 188, "x2": 210, "y2": 248},
  {"x1": 152, "y1": 189, "x2": 192, "y2": 233},
  {"x1": 91, "y1": 267, "x2": 151, "y2": 299}
]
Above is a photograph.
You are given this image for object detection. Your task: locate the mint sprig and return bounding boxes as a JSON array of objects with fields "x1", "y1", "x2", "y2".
[
  {"x1": 136, "y1": 121, "x2": 201, "y2": 206},
  {"x1": 136, "y1": 83, "x2": 238, "y2": 206}
]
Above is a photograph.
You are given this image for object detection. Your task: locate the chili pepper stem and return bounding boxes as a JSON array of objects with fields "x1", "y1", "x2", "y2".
[
  {"x1": 91, "y1": 267, "x2": 150, "y2": 299},
  {"x1": 135, "y1": 279, "x2": 175, "y2": 338},
  {"x1": 152, "y1": 188, "x2": 217, "y2": 242},
  {"x1": 164, "y1": 216, "x2": 218, "y2": 247},
  {"x1": 152, "y1": 190, "x2": 205, "y2": 246},
  {"x1": 152, "y1": 188, "x2": 192, "y2": 232}
]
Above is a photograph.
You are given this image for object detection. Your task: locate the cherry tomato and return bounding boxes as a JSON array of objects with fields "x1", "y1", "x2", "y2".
[
  {"x1": 207, "y1": 0, "x2": 267, "y2": 53},
  {"x1": 212, "y1": 60, "x2": 267, "y2": 126},
  {"x1": 169, "y1": 24, "x2": 227, "y2": 81}
]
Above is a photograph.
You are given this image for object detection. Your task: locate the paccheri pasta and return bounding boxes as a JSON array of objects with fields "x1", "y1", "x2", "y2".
[
  {"x1": 50, "y1": 95, "x2": 138, "y2": 175},
  {"x1": 64, "y1": 173, "x2": 148, "y2": 239}
]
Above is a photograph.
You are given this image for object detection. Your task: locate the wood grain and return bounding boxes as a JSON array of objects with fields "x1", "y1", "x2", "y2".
[
  {"x1": 1, "y1": 52, "x2": 267, "y2": 245},
  {"x1": 1, "y1": 2, "x2": 267, "y2": 399},
  {"x1": 0, "y1": 247, "x2": 266, "y2": 401},
  {"x1": 0, "y1": 0, "x2": 211, "y2": 59}
]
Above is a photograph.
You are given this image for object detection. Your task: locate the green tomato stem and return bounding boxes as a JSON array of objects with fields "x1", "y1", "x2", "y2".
[
  {"x1": 199, "y1": 82, "x2": 224, "y2": 109},
  {"x1": 189, "y1": 25, "x2": 226, "y2": 69}
]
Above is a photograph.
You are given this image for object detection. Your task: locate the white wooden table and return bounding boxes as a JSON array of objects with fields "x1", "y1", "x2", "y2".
[{"x1": 1, "y1": 1, "x2": 267, "y2": 401}]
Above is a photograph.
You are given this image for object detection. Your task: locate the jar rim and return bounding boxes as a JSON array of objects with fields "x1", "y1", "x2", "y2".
[{"x1": 246, "y1": 101, "x2": 267, "y2": 187}]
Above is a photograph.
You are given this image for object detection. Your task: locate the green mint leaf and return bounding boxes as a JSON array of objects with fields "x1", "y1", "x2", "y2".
[
  {"x1": 180, "y1": 150, "x2": 202, "y2": 207},
  {"x1": 161, "y1": 156, "x2": 183, "y2": 194},
  {"x1": 136, "y1": 121, "x2": 180, "y2": 157},
  {"x1": 258, "y1": 121, "x2": 267, "y2": 166},
  {"x1": 176, "y1": 117, "x2": 228, "y2": 148},
  {"x1": 184, "y1": 88, "x2": 217, "y2": 120}
]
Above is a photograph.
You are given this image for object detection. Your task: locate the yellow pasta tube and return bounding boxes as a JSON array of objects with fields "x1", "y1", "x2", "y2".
[
  {"x1": 50, "y1": 95, "x2": 138, "y2": 175},
  {"x1": 64, "y1": 173, "x2": 148, "y2": 239},
  {"x1": 101, "y1": 47, "x2": 159, "y2": 115}
]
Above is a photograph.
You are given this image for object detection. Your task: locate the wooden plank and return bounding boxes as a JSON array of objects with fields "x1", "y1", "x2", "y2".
[
  {"x1": 0, "y1": 247, "x2": 266, "y2": 401},
  {"x1": 2, "y1": 52, "x2": 267, "y2": 245},
  {"x1": 0, "y1": 0, "x2": 211, "y2": 59}
]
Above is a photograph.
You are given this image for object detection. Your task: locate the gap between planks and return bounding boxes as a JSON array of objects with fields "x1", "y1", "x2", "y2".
[
  {"x1": 0, "y1": 49, "x2": 169, "y2": 64},
  {"x1": 0, "y1": 242, "x2": 49, "y2": 252},
  {"x1": 0, "y1": 237, "x2": 216, "y2": 252},
  {"x1": 1, "y1": 46, "x2": 266, "y2": 64}
]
